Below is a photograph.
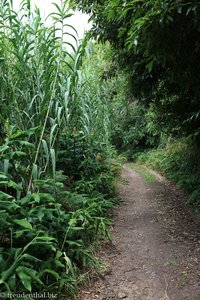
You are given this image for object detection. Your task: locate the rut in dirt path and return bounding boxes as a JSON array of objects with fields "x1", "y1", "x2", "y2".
[{"x1": 81, "y1": 166, "x2": 200, "y2": 300}]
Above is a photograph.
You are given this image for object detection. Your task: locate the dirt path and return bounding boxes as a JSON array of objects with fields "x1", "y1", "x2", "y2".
[{"x1": 80, "y1": 165, "x2": 200, "y2": 300}]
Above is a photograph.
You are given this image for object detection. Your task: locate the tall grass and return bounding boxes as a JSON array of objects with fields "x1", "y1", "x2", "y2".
[
  {"x1": 0, "y1": 0, "x2": 84, "y2": 188},
  {"x1": 0, "y1": 1, "x2": 118, "y2": 297}
]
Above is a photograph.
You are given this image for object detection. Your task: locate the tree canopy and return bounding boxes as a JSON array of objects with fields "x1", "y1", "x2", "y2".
[{"x1": 74, "y1": 0, "x2": 200, "y2": 139}]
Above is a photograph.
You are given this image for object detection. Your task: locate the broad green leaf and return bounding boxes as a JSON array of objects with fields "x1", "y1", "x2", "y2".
[
  {"x1": 0, "y1": 145, "x2": 9, "y2": 153},
  {"x1": 0, "y1": 192, "x2": 14, "y2": 201},
  {"x1": 39, "y1": 268, "x2": 60, "y2": 280},
  {"x1": 0, "y1": 201, "x2": 20, "y2": 211},
  {"x1": 13, "y1": 219, "x2": 33, "y2": 230},
  {"x1": 16, "y1": 269, "x2": 32, "y2": 292},
  {"x1": 17, "y1": 266, "x2": 43, "y2": 285}
]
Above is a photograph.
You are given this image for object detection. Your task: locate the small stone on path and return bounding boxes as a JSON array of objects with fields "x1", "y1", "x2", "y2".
[{"x1": 118, "y1": 291, "x2": 127, "y2": 298}]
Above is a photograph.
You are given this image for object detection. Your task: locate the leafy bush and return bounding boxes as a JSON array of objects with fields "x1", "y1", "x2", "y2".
[
  {"x1": 0, "y1": 186, "x2": 117, "y2": 295},
  {"x1": 0, "y1": 180, "x2": 115, "y2": 297},
  {"x1": 137, "y1": 139, "x2": 200, "y2": 207},
  {"x1": 0, "y1": 1, "x2": 119, "y2": 298}
]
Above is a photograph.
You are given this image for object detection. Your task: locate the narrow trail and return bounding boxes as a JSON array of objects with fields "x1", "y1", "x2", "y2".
[{"x1": 80, "y1": 165, "x2": 200, "y2": 300}]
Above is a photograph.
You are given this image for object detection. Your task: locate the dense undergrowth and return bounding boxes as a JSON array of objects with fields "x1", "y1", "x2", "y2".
[
  {"x1": 1, "y1": 0, "x2": 200, "y2": 298},
  {"x1": 0, "y1": 1, "x2": 120, "y2": 298},
  {"x1": 105, "y1": 70, "x2": 200, "y2": 208},
  {"x1": 137, "y1": 140, "x2": 200, "y2": 207},
  {"x1": 107, "y1": 74, "x2": 200, "y2": 209},
  {"x1": 74, "y1": 0, "x2": 200, "y2": 211},
  {"x1": 87, "y1": 46, "x2": 200, "y2": 210}
]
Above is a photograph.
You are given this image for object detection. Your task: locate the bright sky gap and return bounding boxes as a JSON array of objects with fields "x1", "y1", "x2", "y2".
[{"x1": 13, "y1": 0, "x2": 91, "y2": 43}]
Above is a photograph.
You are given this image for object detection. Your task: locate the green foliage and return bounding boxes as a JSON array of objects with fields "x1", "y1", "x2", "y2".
[
  {"x1": 69, "y1": 0, "x2": 200, "y2": 220},
  {"x1": 0, "y1": 178, "x2": 116, "y2": 296},
  {"x1": 74, "y1": 0, "x2": 200, "y2": 140},
  {"x1": 0, "y1": 1, "x2": 119, "y2": 298},
  {"x1": 137, "y1": 139, "x2": 200, "y2": 208},
  {"x1": 92, "y1": 55, "x2": 161, "y2": 159},
  {"x1": 110, "y1": 98, "x2": 161, "y2": 158}
]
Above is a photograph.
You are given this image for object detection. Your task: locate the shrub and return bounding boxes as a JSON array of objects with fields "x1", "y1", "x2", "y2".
[{"x1": 137, "y1": 139, "x2": 200, "y2": 207}]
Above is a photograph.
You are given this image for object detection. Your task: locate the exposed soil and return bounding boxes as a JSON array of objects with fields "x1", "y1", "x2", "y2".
[{"x1": 79, "y1": 165, "x2": 200, "y2": 300}]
